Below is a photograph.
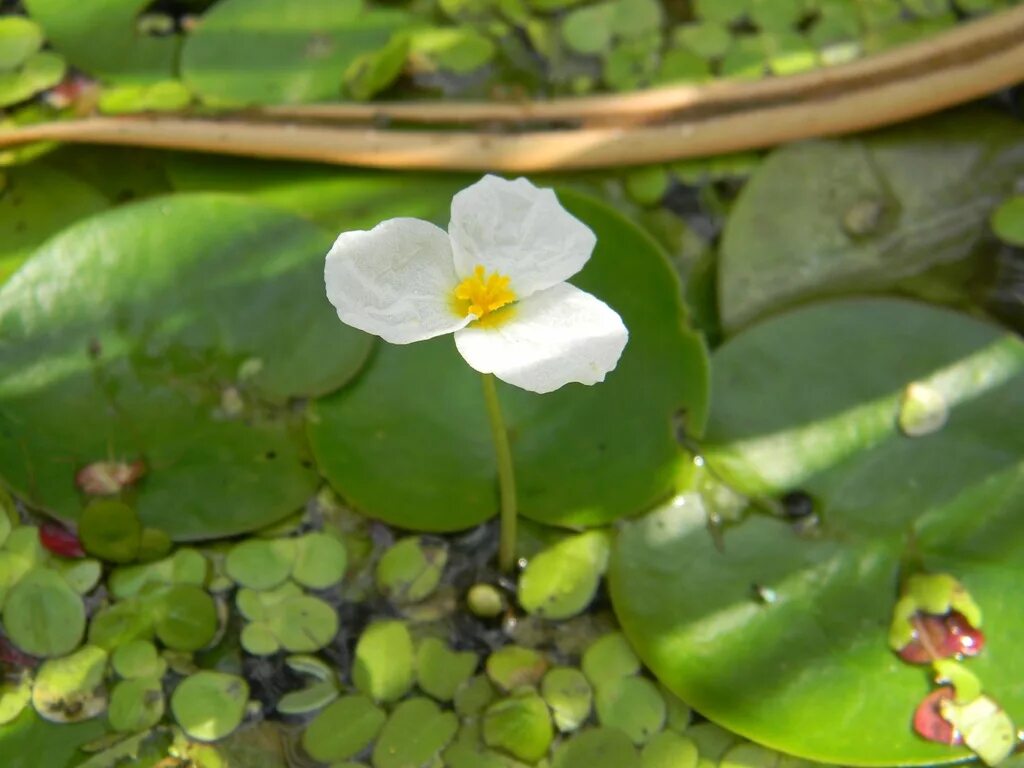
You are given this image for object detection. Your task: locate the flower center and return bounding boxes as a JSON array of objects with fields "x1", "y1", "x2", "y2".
[{"x1": 453, "y1": 265, "x2": 516, "y2": 319}]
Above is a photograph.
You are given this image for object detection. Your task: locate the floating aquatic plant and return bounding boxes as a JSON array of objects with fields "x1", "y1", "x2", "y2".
[{"x1": 325, "y1": 174, "x2": 628, "y2": 570}]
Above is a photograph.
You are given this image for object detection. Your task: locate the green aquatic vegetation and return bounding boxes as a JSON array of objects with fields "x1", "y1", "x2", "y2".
[
  {"x1": 518, "y1": 529, "x2": 611, "y2": 619},
  {"x1": 170, "y1": 671, "x2": 249, "y2": 742},
  {"x1": 107, "y1": 677, "x2": 164, "y2": 732},
  {"x1": 353, "y1": 620, "x2": 414, "y2": 703},
  {"x1": 3, "y1": 569, "x2": 85, "y2": 657},
  {"x1": 181, "y1": 0, "x2": 409, "y2": 105},
  {"x1": 372, "y1": 697, "x2": 459, "y2": 768},
  {"x1": 302, "y1": 694, "x2": 385, "y2": 762},
  {"x1": 0, "y1": 675, "x2": 32, "y2": 727},
  {"x1": 482, "y1": 689, "x2": 554, "y2": 761},
  {"x1": 22, "y1": 0, "x2": 177, "y2": 82},
  {"x1": 611, "y1": 298, "x2": 1024, "y2": 764},
  {"x1": 541, "y1": 666, "x2": 593, "y2": 732},
  {"x1": 310, "y1": 190, "x2": 708, "y2": 543},
  {"x1": 0, "y1": 51, "x2": 65, "y2": 108},
  {"x1": 416, "y1": 637, "x2": 479, "y2": 702},
  {"x1": 31, "y1": 645, "x2": 108, "y2": 724},
  {"x1": 718, "y1": 111, "x2": 1024, "y2": 331},
  {"x1": 486, "y1": 645, "x2": 549, "y2": 691},
  {"x1": 375, "y1": 536, "x2": 448, "y2": 604},
  {"x1": 991, "y1": 195, "x2": 1024, "y2": 247},
  {"x1": 79, "y1": 501, "x2": 141, "y2": 564},
  {"x1": 0, "y1": 195, "x2": 373, "y2": 539},
  {"x1": 275, "y1": 655, "x2": 340, "y2": 716}
]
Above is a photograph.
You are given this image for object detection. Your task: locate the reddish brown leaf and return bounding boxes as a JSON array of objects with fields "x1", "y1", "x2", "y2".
[
  {"x1": 898, "y1": 611, "x2": 985, "y2": 664},
  {"x1": 38, "y1": 521, "x2": 85, "y2": 558},
  {"x1": 914, "y1": 687, "x2": 963, "y2": 745}
]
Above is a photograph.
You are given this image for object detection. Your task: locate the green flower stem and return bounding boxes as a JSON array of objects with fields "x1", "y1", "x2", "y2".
[{"x1": 480, "y1": 373, "x2": 517, "y2": 573}]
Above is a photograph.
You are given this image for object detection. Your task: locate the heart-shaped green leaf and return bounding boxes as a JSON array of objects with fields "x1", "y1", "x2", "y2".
[
  {"x1": 308, "y1": 189, "x2": 709, "y2": 531},
  {"x1": 0, "y1": 194, "x2": 372, "y2": 539},
  {"x1": 610, "y1": 298, "x2": 1024, "y2": 765}
]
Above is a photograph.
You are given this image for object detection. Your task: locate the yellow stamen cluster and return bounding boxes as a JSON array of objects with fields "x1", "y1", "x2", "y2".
[{"x1": 454, "y1": 265, "x2": 516, "y2": 319}]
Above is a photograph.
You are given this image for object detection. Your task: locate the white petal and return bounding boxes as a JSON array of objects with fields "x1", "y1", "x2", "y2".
[
  {"x1": 448, "y1": 175, "x2": 596, "y2": 299},
  {"x1": 325, "y1": 218, "x2": 469, "y2": 345},
  {"x1": 454, "y1": 283, "x2": 628, "y2": 394}
]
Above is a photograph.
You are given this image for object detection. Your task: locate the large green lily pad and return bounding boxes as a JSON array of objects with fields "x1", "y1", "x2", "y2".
[
  {"x1": 180, "y1": 0, "x2": 409, "y2": 105},
  {"x1": 0, "y1": 163, "x2": 109, "y2": 284},
  {"x1": 309, "y1": 189, "x2": 709, "y2": 531},
  {"x1": 22, "y1": 0, "x2": 178, "y2": 83},
  {"x1": 610, "y1": 298, "x2": 1024, "y2": 765},
  {"x1": 0, "y1": 194, "x2": 372, "y2": 539},
  {"x1": 718, "y1": 110, "x2": 1024, "y2": 331}
]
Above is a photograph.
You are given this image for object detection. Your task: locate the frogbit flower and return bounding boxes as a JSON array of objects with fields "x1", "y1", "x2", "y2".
[{"x1": 324, "y1": 175, "x2": 628, "y2": 394}]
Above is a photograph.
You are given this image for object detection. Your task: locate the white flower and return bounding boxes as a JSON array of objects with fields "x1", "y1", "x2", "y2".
[{"x1": 324, "y1": 175, "x2": 628, "y2": 394}]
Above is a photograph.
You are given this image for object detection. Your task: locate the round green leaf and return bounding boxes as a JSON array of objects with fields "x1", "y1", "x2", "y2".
[
  {"x1": 486, "y1": 645, "x2": 548, "y2": 692},
  {"x1": 51, "y1": 558, "x2": 102, "y2": 595},
  {"x1": 0, "y1": 18, "x2": 43, "y2": 70},
  {"x1": 226, "y1": 538, "x2": 296, "y2": 590},
  {"x1": 79, "y1": 500, "x2": 142, "y2": 564},
  {"x1": 240, "y1": 622, "x2": 279, "y2": 656},
  {"x1": 416, "y1": 637, "x2": 478, "y2": 702},
  {"x1": 302, "y1": 694, "x2": 386, "y2": 763},
  {"x1": 642, "y1": 731, "x2": 699, "y2": 768},
  {"x1": 111, "y1": 640, "x2": 166, "y2": 680},
  {"x1": 610, "y1": 299, "x2": 1024, "y2": 765},
  {"x1": 109, "y1": 548, "x2": 208, "y2": 599},
  {"x1": 87, "y1": 599, "x2": 154, "y2": 650},
  {"x1": 519, "y1": 529, "x2": 611, "y2": 619},
  {"x1": 483, "y1": 690, "x2": 554, "y2": 762},
  {"x1": 266, "y1": 594, "x2": 339, "y2": 653},
  {"x1": 108, "y1": 677, "x2": 164, "y2": 732},
  {"x1": 353, "y1": 620, "x2": 413, "y2": 703},
  {"x1": 562, "y1": 3, "x2": 614, "y2": 54},
  {"x1": 0, "y1": 194, "x2": 372, "y2": 539},
  {"x1": 454, "y1": 674, "x2": 496, "y2": 718},
  {"x1": 137, "y1": 527, "x2": 173, "y2": 562},
  {"x1": 181, "y1": 0, "x2": 410, "y2": 105},
  {"x1": 2, "y1": 568, "x2": 85, "y2": 657},
  {"x1": 153, "y1": 584, "x2": 218, "y2": 652},
  {"x1": 371, "y1": 697, "x2": 458, "y2": 768},
  {"x1": 31, "y1": 645, "x2": 108, "y2": 723},
  {"x1": 291, "y1": 532, "x2": 348, "y2": 590},
  {"x1": 674, "y1": 22, "x2": 732, "y2": 59},
  {"x1": 542, "y1": 667, "x2": 593, "y2": 732},
  {"x1": 171, "y1": 671, "x2": 249, "y2": 742},
  {"x1": 594, "y1": 676, "x2": 665, "y2": 745},
  {"x1": 552, "y1": 727, "x2": 641, "y2": 768},
  {"x1": 375, "y1": 536, "x2": 447, "y2": 604},
  {"x1": 991, "y1": 195, "x2": 1024, "y2": 247},
  {"x1": 581, "y1": 632, "x2": 640, "y2": 689},
  {"x1": 309, "y1": 190, "x2": 709, "y2": 531}
]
